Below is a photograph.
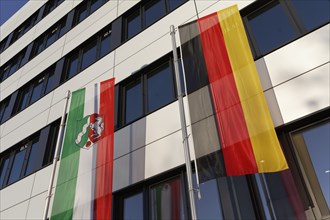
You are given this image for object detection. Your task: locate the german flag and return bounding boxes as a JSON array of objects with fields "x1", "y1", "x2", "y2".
[{"x1": 179, "y1": 5, "x2": 288, "y2": 182}]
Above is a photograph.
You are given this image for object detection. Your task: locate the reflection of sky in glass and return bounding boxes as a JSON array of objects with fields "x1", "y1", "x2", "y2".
[
  {"x1": 123, "y1": 192, "x2": 143, "y2": 220},
  {"x1": 302, "y1": 122, "x2": 330, "y2": 208}
]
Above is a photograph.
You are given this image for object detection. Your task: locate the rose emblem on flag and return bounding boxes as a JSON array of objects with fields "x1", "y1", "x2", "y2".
[{"x1": 75, "y1": 113, "x2": 105, "y2": 149}]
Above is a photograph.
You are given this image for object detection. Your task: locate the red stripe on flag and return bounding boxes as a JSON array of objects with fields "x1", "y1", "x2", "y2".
[
  {"x1": 197, "y1": 13, "x2": 258, "y2": 175},
  {"x1": 94, "y1": 78, "x2": 115, "y2": 219}
]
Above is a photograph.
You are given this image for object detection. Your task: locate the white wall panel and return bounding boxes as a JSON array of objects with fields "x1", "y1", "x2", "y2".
[
  {"x1": 25, "y1": 192, "x2": 47, "y2": 220},
  {"x1": 0, "y1": 110, "x2": 49, "y2": 152},
  {"x1": 275, "y1": 63, "x2": 330, "y2": 124},
  {"x1": 62, "y1": 1, "x2": 117, "y2": 56},
  {"x1": 0, "y1": 200, "x2": 29, "y2": 220},
  {"x1": 195, "y1": 0, "x2": 254, "y2": 18},
  {"x1": 114, "y1": 118, "x2": 147, "y2": 159},
  {"x1": 72, "y1": 0, "x2": 84, "y2": 8},
  {"x1": 145, "y1": 130, "x2": 184, "y2": 179},
  {"x1": 31, "y1": 166, "x2": 53, "y2": 197},
  {"x1": 0, "y1": 174, "x2": 35, "y2": 211},
  {"x1": 265, "y1": 24, "x2": 330, "y2": 87},
  {"x1": 145, "y1": 101, "x2": 181, "y2": 145},
  {"x1": 113, "y1": 147, "x2": 145, "y2": 191}
]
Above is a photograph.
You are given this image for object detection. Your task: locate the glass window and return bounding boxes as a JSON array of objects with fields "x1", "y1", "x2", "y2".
[
  {"x1": 150, "y1": 177, "x2": 185, "y2": 220},
  {"x1": 125, "y1": 80, "x2": 143, "y2": 123},
  {"x1": 144, "y1": 0, "x2": 166, "y2": 27},
  {"x1": 292, "y1": 121, "x2": 330, "y2": 211},
  {"x1": 100, "y1": 30, "x2": 111, "y2": 57},
  {"x1": 17, "y1": 87, "x2": 31, "y2": 112},
  {"x1": 0, "y1": 156, "x2": 10, "y2": 188},
  {"x1": 147, "y1": 63, "x2": 175, "y2": 112},
  {"x1": 168, "y1": 0, "x2": 185, "y2": 11},
  {"x1": 45, "y1": 71, "x2": 56, "y2": 94},
  {"x1": 248, "y1": 1, "x2": 299, "y2": 55},
  {"x1": 0, "y1": 100, "x2": 9, "y2": 122},
  {"x1": 193, "y1": 174, "x2": 224, "y2": 219},
  {"x1": 34, "y1": 38, "x2": 45, "y2": 57},
  {"x1": 77, "y1": 4, "x2": 88, "y2": 23},
  {"x1": 1, "y1": 66, "x2": 10, "y2": 81},
  {"x1": 45, "y1": 27, "x2": 59, "y2": 47},
  {"x1": 90, "y1": 0, "x2": 104, "y2": 13},
  {"x1": 8, "y1": 59, "x2": 20, "y2": 77},
  {"x1": 44, "y1": 0, "x2": 56, "y2": 17},
  {"x1": 66, "y1": 52, "x2": 79, "y2": 79},
  {"x1": 123, "y1": 192, "x2": 144, "y2": 220},
  {"x1": 81, "y1": 39, "x2": 97, "y2": 70},
  {"x1": 58, "y1": 20, "x2": 66, "y2": 37},
  {"x1": 25, "y1": 138, "x2": 41, "y2": 176},
  {"x1": 30, "y1": 78, "x2": 45, "y2": 104},
  {"x1": 126, "y1": 11, "x2": 142, "y2": 39},
  {"x1": 291, "y1": 0, "x2": 330, "y2": 31},
  {"x1": 8, "y1": 147, "x2": 27, "y2": 184}
]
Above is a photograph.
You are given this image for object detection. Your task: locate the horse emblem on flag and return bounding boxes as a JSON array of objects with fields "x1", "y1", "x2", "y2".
[{"x1": 75, "y1": 113, "x2": 105, "y2": 149}]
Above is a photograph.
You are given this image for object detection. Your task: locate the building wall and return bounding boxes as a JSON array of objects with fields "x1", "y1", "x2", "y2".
[{"x1": 0, "y1": 0, "x2": 329, "y2": 219}]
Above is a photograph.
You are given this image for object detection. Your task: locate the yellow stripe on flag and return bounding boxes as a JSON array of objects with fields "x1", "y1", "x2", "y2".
[{"x1": 217, "y1": 5, "x2": 288, "y2": 172}]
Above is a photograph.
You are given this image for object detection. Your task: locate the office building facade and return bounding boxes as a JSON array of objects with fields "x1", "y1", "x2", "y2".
[{"x1": 0, "y1": 0, "x2": 329, "y2": 219}]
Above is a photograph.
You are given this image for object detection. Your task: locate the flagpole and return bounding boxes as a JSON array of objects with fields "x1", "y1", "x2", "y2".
[
  {"x1": 170, "y1": 25, "x2": 198, "y2": 220},
  {"x1": 43, "y1": 90, "x2": 70, "y2": 220}
]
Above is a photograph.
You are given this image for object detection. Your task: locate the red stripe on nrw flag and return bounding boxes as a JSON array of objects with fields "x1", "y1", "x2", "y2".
[
  {"x1": 94, "y1": 78, "x2": 115, "y2": 220},
  {"x1": 197, "y1": 13, "x2": 258, "y2": 175}
]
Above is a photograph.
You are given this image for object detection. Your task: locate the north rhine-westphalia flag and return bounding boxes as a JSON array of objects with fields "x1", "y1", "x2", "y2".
[
  {"x1": 179, "y1": 5, "x2": 288, "y2": 183},
  {"x1": 51, "y1": 78, "x2": 115, "y2": 219}
]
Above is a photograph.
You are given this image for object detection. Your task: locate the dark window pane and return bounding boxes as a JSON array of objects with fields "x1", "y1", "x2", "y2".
[
  {"x1": 8, "y1": 60, "x2": 20, "y2": 77},
  {"x1": 150, "y1": 177, "x2": 185, "y2": 220},
  {"x1": 1, "y1": 66, "x2": 10, "y2": 81},
  {"x1": 8, "y1": 147, "x2": 27, "y2": 184},
  {"x1": 25, "y1": 138, "x2": 41, "y2": 175},
  {"x1": 81, "y1": 39, "x2": 97, "y2": 70},
  {"x1": 248, "y1": 2, "x2": 299, "y2": 55},
  {"x1": 45, "y1": 71, "x2": 56, "y2": 94},
  {"x1": 30, "y1": 78, "x2": 45, "y2": 104},
  {"x1": 77, "y1": 4, "x2": 88, "y2": 23},
  {"x1": 144, "y1": 0, "x2": 165, "y2": 27},
  {"x1": 193, "y1": 174, "x2": 224, "y2": 220},
  {"x1": 17, "y1": 87, "x2": 31, "y2": 112},
  {"x1": 100, "y1": 30, "x2": 111, "y2": 57},
  {"x1": 147, "y1": 63, "x2": 175, "y2": 112},
  {"x1": 90, "y1": 0, "x2": 104, "y2": 13},
  {"x1": 44, "y1": 0, "x2": 56, "y2": 16},
  {"x1": 125, "y1": 80, "x2": 143, "y2": 123},
  {"x1": 0, "y1": 100, "x2": 9, "y2": 122},
  {"x1": 0, "y1": 157, "x2": 10, "y2": 187},
  {"x1": 126, "y1": 11, "x2": 141, "y2": 39},
  {"x1": 58, "y1": 21, "x2": 66, "y2": 37},
  {"x1": 123, "y1": 192, "x2": 143, "y2": 220},
  {"x1": 34, "y1": 38, "x2": 45, "y2": 57},
  {"x1": 45, "y1": 27, "x2": 59, "y2": 47},
  {"x1": 168, "y1": 0, "x2": 185, "y2": 11},
  {"x1": 66, "y1": 52, "x2": 79, "y2": 79},
  {"x1": 291, "y1": 0, "x2": 330, "y2": 31},
  {"x1": 292, "y1": 122, "x2": 330, "y2": 209}
]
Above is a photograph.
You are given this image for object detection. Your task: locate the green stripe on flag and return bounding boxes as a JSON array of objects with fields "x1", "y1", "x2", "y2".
[{"x1": 51, "y1": 89, "x2": 85, "y2": 220}]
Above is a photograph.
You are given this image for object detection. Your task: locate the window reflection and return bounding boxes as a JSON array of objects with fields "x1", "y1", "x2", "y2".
[
  {"x1": 292, "y1": 121, "x2": 330, "y2": 212},
  {"x1": 123, "y1": 192, "x2": 143, "y2": 220}
]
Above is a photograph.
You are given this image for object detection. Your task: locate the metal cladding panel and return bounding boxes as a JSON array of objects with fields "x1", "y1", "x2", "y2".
[
  {"x1": 274, "y1": 63, "x2": 330, "y2": 124},
  {"x1": 265, "y1": 24, "x2": 330, "y2": 87},
  {"x1": 0, "y1": 200, "x2": 29, "y2": 219},
  {"x1": 25, "y1": 192, "x2": 48, "y2": 220},
  {"x1": 0, "y1": 174, "x2": 34, "y2": 211}
]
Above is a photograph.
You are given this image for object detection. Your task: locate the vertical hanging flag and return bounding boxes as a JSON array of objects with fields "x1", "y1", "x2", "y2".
[
  {"x1": 179, "y1": 5, "x2": 288, "y2": 183},
  {"x1": 50, "y1": 78, "x2": 115, "y2": 220}
]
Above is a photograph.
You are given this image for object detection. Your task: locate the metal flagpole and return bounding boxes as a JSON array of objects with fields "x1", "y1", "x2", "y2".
[
  {"x1": 43, "y1": 91, "x2": 70, "y2": 220},
  {"x1": 170, "y1": 25, "x2": 198, "y2": 220}
]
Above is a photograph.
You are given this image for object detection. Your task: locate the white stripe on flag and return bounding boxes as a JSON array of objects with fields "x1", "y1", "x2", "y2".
[{"x1": 73, "y1": 84, "x2": 99, "y2": 219}]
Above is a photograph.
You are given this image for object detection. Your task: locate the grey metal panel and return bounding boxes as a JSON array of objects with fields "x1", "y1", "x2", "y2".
[{"x1": 110, "y1": 17, "x2": 122, "y2": 50}]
